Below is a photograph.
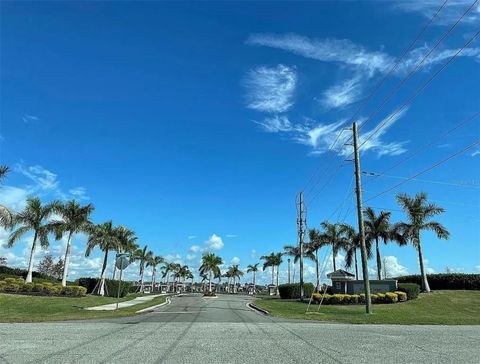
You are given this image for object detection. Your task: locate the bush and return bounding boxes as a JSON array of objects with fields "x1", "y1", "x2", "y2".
[
  {"x1": 0, "y1": 281, "x2": 6, "y2": 292},
  {"x1": 370, "y1": 294, "x2": 379, "y2": 303},
  {"x1": 32, "y1": 283, "x2": 44, "y2": 293},
  {"x1": 376, "y1": 293, "x2": 386, "y2": 303},
  {"x1": 76, "y1": 277, "x2": 133, "y2": 297},
  {"x1": 395, "y1": 291, "x2": 407, "y2": 302},
  {"x1": 278, "y1": 283, "x2": 314, "y2": 299},
  {"x1": 3, "y1": 277, "x2": 17, "y2": 285},
  {"x1": 20, "y1": 283, "x2": 34, "y2": 293},
  {"x1": 0, "y1": 265, "x2": 58, "y2": 281},
  {"x1": 61, "y1": 285, "x2": 87, "y2": 297},
  {"x1": 359, "y1": 293, "x2": 365, "y2": 303},
  {"x1": 3, "y1": 282, "x2": 20, "y2": 293},
  {"x1": 351, "y1": 294, "x2": 360, "y2": 304},
  {"x1": 385, "y1": 292, "x2": 398, "y2": 303},
  {"x1": 397, "y1": 283, "x2": 420, "y2": 300},
  {"x1": 396, "y1": 273, "x2": 480, "y2": 290}
]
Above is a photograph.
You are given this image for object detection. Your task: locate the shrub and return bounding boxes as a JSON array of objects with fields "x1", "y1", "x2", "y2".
[
  {"x1": 20, "y1": 283, "x2": 34, "y2": 293},
  {"x1": 3, "y1": 277, "x2": 17, "y2": 285},
  {"x1": 278, "y1": 283, "x2": 314, "y2": 299},
  {"x1": 396, "y1": 273, "x2": 480, "y2": 290},
  {"x1": 3, "y1": 282, "x2": 20, "y2": 293},
  {"x1": 0, "y1": 281, "x2": 6, "y2": 292},
  {"x1": 32, "y1": 283, "x2": 44, "y2": 293},
  {"x1": 61, "y1": 285, "x2": 87, "y2": 297},
  {"x1": 376, "y1": 293, "x2": 386, "y2": 303},
  {"x1": 397, "y1": 283, "x2": 420, "y2": 300},
  {"x1": 0, "y1": 265, "x2": 58, "y2": 281},
  {"x1": 359, "y1": 293, "x2": 365, "y2": 303},
  {"x1": 370, "y1": 294, "x2": 379, "y2": 303},
  {"x1": 395, "y1": 291, "x2": 407, "y2": 302},
  {"x1": 385, "y1": 292, "x2": 398, "y2": 303},
  {"x1": 351, "y1": 294, "x2": 360, "y2": 304}
]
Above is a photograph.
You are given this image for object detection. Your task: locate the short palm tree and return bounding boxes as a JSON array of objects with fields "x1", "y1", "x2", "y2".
[
  {"x1": 229, "y1": 264, "x2": 244, "y2": 293},
  {"x1": 320, "y1": 221, "x2": 347, "y2": 272},
  {"x1": 307, "y1": 229, "x2": 329, "y2": 291},
  {"x1": 161, "y1": 262, "x2": 178, "y2": 292},
  {"x1": 51, "y1": 200, "x2": 94, "y2": 286},
  {"x1": 8, "y1": 197, "x2": 60, "y2": 283},
  {"x1": 199, "y1": 252, "x2": 223, "y2": 293},
  {"x1": 341, "y1": 224, "x2": 373, "y2": 280},
  {"x1": 364, "y1": 208, "x2": 393, "y2": 280},
  {"x1": 272, "y1": 252, "x2": 283, "y2": 294},
  {"x1": 132, "y1": 245, "x2": 153, "y2": 293},
  {"x1": 85, "y1": 221, "x2": 120, "y2": 295},
  {"x1": 147, "y1": 255, "x2": 164, "y2": 291},
  {"x1": 283, "y1": 244, "x2": 314, "y2": 291},
  {"x1": 261, "y1": 252, "x2": 276, "y2": 286},
  {"x1": 0, "y1": 165, "x2": 13, "y2": 229},
  {"x1": 246, "y1": 263, "x2": 259, "y2": 294},
  {"x1": 395, "y1": 192, "x2": 449, "y2": 292}
]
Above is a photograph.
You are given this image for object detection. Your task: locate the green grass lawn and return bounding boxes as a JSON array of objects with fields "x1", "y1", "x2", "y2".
[
  {"x1": 254, "y1": 290, "x2": 480, "y2": 325},
  {"x1": 0, "y1": 293, "x2": 166, "y2": 322}
]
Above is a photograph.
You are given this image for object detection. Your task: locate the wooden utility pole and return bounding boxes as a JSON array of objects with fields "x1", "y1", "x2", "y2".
[
  {"x1": 352, "y1": 122, "x2": 372, "y2": 314},
  {"x1": 297, "y1": 192, "x2": 306, "y2": 300}
]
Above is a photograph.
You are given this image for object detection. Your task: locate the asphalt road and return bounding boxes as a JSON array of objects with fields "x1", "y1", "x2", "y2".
[{"x1": 0, "y1": 293, "x2": 479, "y2": 363}]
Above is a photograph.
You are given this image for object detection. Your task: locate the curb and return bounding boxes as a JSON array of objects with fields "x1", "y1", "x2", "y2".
[
  {"x1": 247, "y1": 302, "x2": 269, "y2": 315},
  {"x1": 136, "y1": 296, "x2": 171, "y2": 314}
]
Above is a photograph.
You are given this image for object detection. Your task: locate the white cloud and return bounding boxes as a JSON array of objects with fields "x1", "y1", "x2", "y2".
[
  {"x1": 230, "y1": 257, "x2": 240, "y2": 265},
  {"x1": 186, "y1": 254, "x2": 196, "y2": 261},
  {"x1": 225, "y1": 234, "x2": 238, "y2": 238},
  {"x1": 471, "y1": 149, "x2": 480, "y2": 157},
  {"x1": 187, "y1": 235, "x2": 197, "y2": 240},
  {"x1": 250, "y1": 249, "x2": 257, "y2": 259},
  {"x1": 244, "y1": 64, "x2": 297, "y2": 113},
  {"x1": 68, "y1": 187, "x2": 89, "y2": 201},
  {"x1": 322, "y1": 75, "x2": 363, "y2": 109},
  {"x1": 164, "y1": 254, "x2": 182, "y2": 264},
  {"x1": 205, "y1": 234, "x2": 224, "y2": 251},
  {"x1": 22, "y1": 114, "x2": 39, "y2": 123},
  {"x1": 382, "y1": 256, "x2": 409, "y2": 277},
  {"x1": 189, "y1": 245, "x2": 202, "y2": 253},
  {"x1": 16, "y1": 163, "x2": 59, "y2": 192},
  {"x1": 0, "y1": 186, "x2": 29, "y2": 212},
  {"x1": 255, "y1": 115, "x2": 298, "y2": 133}
]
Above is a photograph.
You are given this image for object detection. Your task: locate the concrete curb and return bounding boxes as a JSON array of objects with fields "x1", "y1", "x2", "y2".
[
  {"x1": 247, "y1": 302, "x2": 269, "y2": 315},
  {"x1": 136, "y1": 296, "x2": 171, "y2": 314}
]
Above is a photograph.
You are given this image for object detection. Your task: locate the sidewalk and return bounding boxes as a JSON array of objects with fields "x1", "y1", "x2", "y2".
[{"x1": 85, "y1": 294, "x2": 167, "y2": 311}]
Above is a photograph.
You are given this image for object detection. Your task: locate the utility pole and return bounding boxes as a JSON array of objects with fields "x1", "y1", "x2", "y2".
[
  {"x1": 287, "y1": 258, "x2": 291, "y2": 284},
  {"x1": 297, "y1": 192, "x2": 306, "y2": 300},
  {"x1": 352, "y1": 122, "x2": 372, "y2": 314}
]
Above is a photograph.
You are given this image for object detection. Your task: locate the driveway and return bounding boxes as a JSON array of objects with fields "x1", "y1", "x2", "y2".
[{"x1": 0, "y1": 293, "x2": 478, "y2": 363}]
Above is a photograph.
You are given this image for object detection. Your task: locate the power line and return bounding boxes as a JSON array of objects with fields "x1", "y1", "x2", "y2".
[
  {"x1": 357, "y1": 0, "x2": 478, "y2": 134},
  {"x1": 365, "y1": 139, "x2": 480, "y2": 202},
  {"x1": 379, "y1": 111, "x2": 479, "y2": 175},
  {"x1": 358, "y1": 29, "x2": 480, "y2": 151},
  {"x1": 300, "y1": 0, "x2": 450, "y2": 198},
  {"x1": 363, "y1": 171, "x2": 480, "y2": 189}
]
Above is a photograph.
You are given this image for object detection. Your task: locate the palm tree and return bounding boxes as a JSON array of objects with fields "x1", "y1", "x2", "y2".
[
  {"x1": 395, "y1": 192, "x2": 449, "y2": 292},
  {"x1": 363, "y1": 208, "x2": 392, "y2": 280},
  {"x1": 272, "y1": 252, "x2": 283, "y2": 295},
  {"x1": 8, "y1": 197, "x2": 60, "y2": 283},
  {"x1": 112, "y1": 226, "x2": 137, "y2": 279},
  {"x1": 320, "y1": 221, "x2": 347, "y2": 272},
  {"x1": 246, "y1": 263, "x2": 259, "y2": 294},
  {"x1": 147, "y1": 255, "x2": 164, "y2": 292},
  {"x1": 261, "y1": 253, "x2": 276, "y2": 286},
  {"x1": 283, "y1": 244, "x2": 314, "y2": 286},
  {"x1": 199, "y1": 252, "x2": 223, "y2": 293},
  {"x1": 51, "y1": 200, "x2": 94, "y2": 286},
  {"x1": 174, "y1": 265, "x2": 190, "y2": 292},
  {"x1": 85, "y1": 221, "x2": 120, "y2": 295},
  {"x1": 307, "y1": 229, "x2": 328, "y2": 291},
  {"x1": 161, "y1": 262, "x2": 177, "y2": 292},
  {"x1": 132, "y1": 245, "x2": 153, "y2": 293},
  {"x1": 229, "y1": 265, "x2": 244, "y2": 293},
  {"x1": 0, "y1": 165, "x2": 13, "y2": 229}
]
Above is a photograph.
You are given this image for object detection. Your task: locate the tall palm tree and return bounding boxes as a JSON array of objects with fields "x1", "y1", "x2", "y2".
[
  {"x1": 132, "y1": 245, "x2": 153, "y2": 293},
  {"x1": 261, "y1": 252, "x2": 276, "y2": 286},
  {"x1": 363, "y1": 208, "x2": 392, "y2": 280},
  {"x1": 85, "y1": 221, "x2": 120, "y2": 296},
  {"x1": 272, "y1": 252, "x2": 283, "y2": 295},
  {"x1": 229, "y1": 264, "x2": 244, "y2": 293},
  {"x1": 283, "y1": 244, "x2": 314, "y2": 287},
  {"x1": 341, "y1": 223, "x2": 373, "y2": 280},
  {"x1": 174, "y1": 265, "x2": 190, "y2": 292},
  {"x1": 0, "y1": 165, "x2": 13, "y2": 229},
  {"x1": 161, "y1": 262, "x2": 177, "y2": 292},
  {"x1": 307, "y1": 229, "x2": 328, "y2": 291},
  {"x1": 8, "y1": 197, "x2": 60, "y2": 283},
  {"x1": 320, "y1": 221, "x2": 347, "y2": 272},
  {"x1": 224, "y1": 269, "x2": 233, "y2": 293},
  {"x1": 147, "y1": 255, "x2": 164, "y2": 292},
  {"x1": 395, "y1": 192, "x2": 449, "y2": 292},
  {"x1": 199, "y1": 252, "x2": 223, "y2": 293},
  {"x1": 51, "y1": 200, "x2": 94, "y2": 286},
  {"x1": 246, "y1": 263, "x2": 259, "y2": 294},
  {"x1": 112, "y1": 226, "x2": 137, "y2": 280}
]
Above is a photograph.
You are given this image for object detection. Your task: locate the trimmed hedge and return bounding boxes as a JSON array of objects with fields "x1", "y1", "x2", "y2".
[
  {"x1": 396, "y1": 273, "x2": 480, "y2": 290},
  {"x1": 0, "y1": 266, "x2": 57, "y2": 281},
  {"x1": 0, "y1": 279, "x2": 86, "y2": 297},
  {"x1": 278, "y1": 283, "x2": 315, "y2": 299},
  {"x1": 77, "y1": 277, "x2": 133, "y2": 298},
  {"x1": 312, "y1": 291, "x2": 412, "y2": 305},
  {"x1": 397, "y1": 283, "x2": 420, "y2": 300}
]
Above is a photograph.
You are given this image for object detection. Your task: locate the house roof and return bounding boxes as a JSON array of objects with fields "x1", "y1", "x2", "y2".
[{"x1": 326, "y1": 269, "x2": 356, "y2": 278}]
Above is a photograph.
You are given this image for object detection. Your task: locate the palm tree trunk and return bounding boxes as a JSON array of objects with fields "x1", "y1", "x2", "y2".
[
  {"x1": 26, "y1": 231, "x2": 38, "y2": 283},
  {"x1": 61, "y1": 231, "x2": 73, "y2": 287},
  {"x1": 333, "y1": 252, "x2": 337, "y2": 272},
  {"x1": 315, "y1": 250, "x2": 320, "y2": 292},
  {"x1": 417, "y1": 241, "x2": 431, "y2": 292},
  {"x1": 354, "y1": 249, "x2": 359, "y2": 280},
  {"x1": 151, "y1": 266, "x2": 155, "y2": 292},
  {"x1": 375, "y1": 237, "x2": 382, "y2": 280},
  {"x1": 271, "y1": 266, "x2": 274, "y2": 286},
  {"x1": 112, "y1": 253, "x2": 118, "y2": 280},
  {"x1": 98, "y1": 249, "x2": 109, "y2": 296},
  {"x1": 253, "y1": 271, "x2": 256, "y2": 294},
  {"x1": 140, "y1": 265, "x2": 145, "y2": 293},
  {"x1": 209, "y1": 271, "x2": 212, "y2": 293},
  {"x1": 276, "y1": 265, "x2": 280, "y2": 295}
]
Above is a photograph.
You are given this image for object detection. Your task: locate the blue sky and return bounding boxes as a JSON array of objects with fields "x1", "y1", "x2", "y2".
[{"x1": 1, "y1": 1, "x2": 479, "y2": 283}]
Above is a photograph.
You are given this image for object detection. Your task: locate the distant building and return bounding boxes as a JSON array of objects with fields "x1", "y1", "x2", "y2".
[{"x1": 327, "y1": 269, "x2": 397, "y2": 294}]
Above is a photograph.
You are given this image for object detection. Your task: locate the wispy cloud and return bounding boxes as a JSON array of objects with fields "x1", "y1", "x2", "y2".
[
  {"x1": 244, "y1": 64, "x2": 297, "y2": 113},
  {"x1": 255, "y1": 115, "x2": 300, "y2": 133},
  {"x1": 392, "y1": 0, "x2": 480, "y2": 26},
  {"x1": 321, "y1": 75, "x2": 364, "y2": 109},
  {"x1": 22, "y1": 114, "x2": 39, "y2": 123},
  {"x1": 225, "y1": 234, "x2": 238, "y2": 238},
  {"x1": 68, "y1": 187, "x2": 89, "y2": 201},
  {"x1": 471, "y1": 149, "x2": 480, "y2": 157}
]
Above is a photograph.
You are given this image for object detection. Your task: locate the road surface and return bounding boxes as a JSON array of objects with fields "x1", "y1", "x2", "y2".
[{"x1": 0, "y1": 293, "x2": 478, "y2": 363}]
